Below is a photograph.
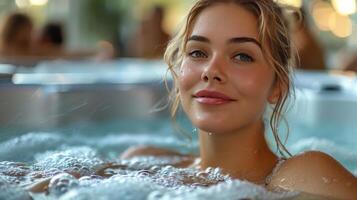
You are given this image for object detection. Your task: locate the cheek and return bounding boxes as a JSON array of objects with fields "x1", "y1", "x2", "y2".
[
  {"x1": 232, "y1": 69, "x2": 274, "y2": 100},
  {"x1": 178, "y1": 60, "x2": 203, "y2": 118},
  {"x1": 178, "y1": 60, "x2": 201, "y2": 94}
]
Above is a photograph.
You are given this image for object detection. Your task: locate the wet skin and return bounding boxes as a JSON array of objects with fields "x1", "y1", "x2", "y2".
[
  {"x1": 123, "y1": 3, "x2": 357, "y2": 199},
  {"x1": 27, "y1": 2, "x2": 357, "y2": 200}
]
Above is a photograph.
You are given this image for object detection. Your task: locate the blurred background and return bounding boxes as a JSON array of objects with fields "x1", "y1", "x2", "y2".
[
  {"x1": 0, "y1": 0, "x2": 356, "y2": 136},
  {"x1": 0, "y1": 0, "x2": 193, "y2": 63},
  {"x1": 0, "y1": 0, "x2": 355, "y2": 66},
  {"x1": 1, "y1": 1, "x2": 357, "y2": 188}
]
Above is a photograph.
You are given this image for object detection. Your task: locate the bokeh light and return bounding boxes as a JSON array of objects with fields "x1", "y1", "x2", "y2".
[
  {"x1": 312, "y1": 1, "x2": 335, "y2": 31},
  {"x1": 29, "y1": 0, "x2": 48, "y2": 6},
  {"x1": 15, "y1": 0, "x2": 30, "y2": 8},
  {"x1": 328, "y1": 12, "x2": 352, "y2": 38},
  {"x1": 275, "y1": 0, "x2": 302, "y2": 7},
  {"x1": 331, "y1": 0, "x2": 356, "y2": 16},
  {"x1": 312, "y1": 0, "x2": 353, "y2": 38}
]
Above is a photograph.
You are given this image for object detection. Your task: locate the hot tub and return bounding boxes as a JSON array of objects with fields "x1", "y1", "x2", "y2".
[{"x1": 0, "y1": 59, "x2": 356, "y2": 200}]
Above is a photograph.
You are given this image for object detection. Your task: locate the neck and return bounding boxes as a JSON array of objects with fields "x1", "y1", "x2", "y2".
[{"x1": 198, "y1": 121, "x2": 278, "y2": 183}]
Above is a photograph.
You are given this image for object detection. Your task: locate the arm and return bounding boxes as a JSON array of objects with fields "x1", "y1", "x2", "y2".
[
  {"x1": 120, "y1": 145, "x2": 196, "y2": 168},
  {"x1": 268, "y1": 151, "x2": 357, "y2": 200},
  {"x1": 121, "y1": 145, "x2": 187, "y2": 159}
]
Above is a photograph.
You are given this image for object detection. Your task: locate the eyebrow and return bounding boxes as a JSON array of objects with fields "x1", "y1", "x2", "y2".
[{"x1": 187, "y1": 35, "x2": 262, "y2": 49}]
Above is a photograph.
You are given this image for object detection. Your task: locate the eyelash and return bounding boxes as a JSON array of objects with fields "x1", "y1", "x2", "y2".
[
  {"x1": 233, "y1": 53, "x2": 254, "y2": 63},
  {"x1": 187, "y1": 50, "x2": 254, "y2": 63},
  {"x1": 188, "y1": 50, "x2": 207, "y2": 58}
]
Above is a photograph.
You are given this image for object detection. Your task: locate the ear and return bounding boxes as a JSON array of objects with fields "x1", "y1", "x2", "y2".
[{"x1": 268, "y1": 81, "x2": 283, "y2": 104}]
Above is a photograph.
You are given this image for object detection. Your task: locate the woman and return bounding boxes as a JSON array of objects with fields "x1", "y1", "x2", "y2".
[
  {"x1": 0, "y1": 13, "x2": 34, "y2": 57},
  {"x1": 0, "y1": 13, "x2": 114, "y2": 66},
  {"x1": 122, "y1": 0, "x2": 357, "y2": 199}
]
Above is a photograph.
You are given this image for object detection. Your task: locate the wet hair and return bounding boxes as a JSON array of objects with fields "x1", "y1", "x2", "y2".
[
  {"x1": 164, "y1": 0, "x2": 296, "y2": 158},
  {"x1": 0, "y1": 12, "x2": 33, "y2": 47}
]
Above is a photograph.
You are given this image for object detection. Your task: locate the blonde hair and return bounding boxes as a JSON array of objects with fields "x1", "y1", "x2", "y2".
[{"x1": 164, "y1": 0, "x2": 296, "y2": 158}]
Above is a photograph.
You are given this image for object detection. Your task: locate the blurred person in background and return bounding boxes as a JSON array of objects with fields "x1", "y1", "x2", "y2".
[
  {"x1": 35, "y1": 22, "x2": 115, "y2": 61},
  {"x1": 0, "y1": 12, "x2": 115, "y2": 66},
  {"x1": 128, "y1": 5, "x2": 171, "y2": 59},
  {"x1": 292, "y1": 9, "x2": 326, "y2": 70},
  {"x1": 35, "y1": 22, "x2": 65, "y2": 56},
  {"x1": 0, "y1": 12, "x2": 34, "y2": 58}
]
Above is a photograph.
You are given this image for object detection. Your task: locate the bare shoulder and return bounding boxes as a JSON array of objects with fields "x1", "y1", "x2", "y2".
[{"x1": 268, "y1": 151, "x2": 357, "y2": 199}]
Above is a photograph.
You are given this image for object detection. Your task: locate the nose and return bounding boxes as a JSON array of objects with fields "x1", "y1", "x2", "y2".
[{"x1": 201, "y1": 54, "x2": 227, "y2": 83}]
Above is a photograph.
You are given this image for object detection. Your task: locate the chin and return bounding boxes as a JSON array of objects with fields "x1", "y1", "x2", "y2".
[{"x1": 192, "y1": 117, "x2": 236, "y2": 134}]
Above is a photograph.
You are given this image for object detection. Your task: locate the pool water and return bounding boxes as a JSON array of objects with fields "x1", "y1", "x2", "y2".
[
  {"x1": 0, "y1": 118, "x2": 356, "y2": 200},
  {"x1": 1, "y1": 65, "x2": 357, "y2": 199}
]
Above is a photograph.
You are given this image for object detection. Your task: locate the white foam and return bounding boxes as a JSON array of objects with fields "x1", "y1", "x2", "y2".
[
  {"x1": 0, "y1": 132, "x2": 355, "y2": 200},
  {"x1": 0, "y1": 133, "x2": 64, "y2": 161},
  {"x1": 34, "y1": 146, "x2": 105, "y2": 177},
  {"x1": 57, "y1": 167, "x2": 296, "y2": 200}
]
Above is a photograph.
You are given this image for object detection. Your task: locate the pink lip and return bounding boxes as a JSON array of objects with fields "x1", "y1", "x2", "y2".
[{"x1": 193, "y1": 90, "x2": 236, "y2": 105}]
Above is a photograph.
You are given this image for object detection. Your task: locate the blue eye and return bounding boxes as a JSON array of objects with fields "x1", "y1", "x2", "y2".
[
  {"x1": 233, "y1": 53, "x2": 254, "y2": 62},
  {"x1": 188, "y1": 50, "x2": 207, "y2": 58}
]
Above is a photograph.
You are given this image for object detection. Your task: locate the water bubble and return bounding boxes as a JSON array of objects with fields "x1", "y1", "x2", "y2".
[
  {"x1": 102, "y1": 168, "x2": 117, "y2": 177},
  {"x1": 147, "y1": 190, "x2": 165, "y2": 199},
  {"x1": 0, "y1": 161, "x2": 31, "y2": 177},
  {"x1": 34, "y1": 146, "x2": 104, "y2": 176},
  {"x1": 2, "y1": 132, "x2": 343, "y2": 200},
  {"x1": 136, "y1": 170, "x2": 153, "y2": 177},
  {"x1": 161, "y1": 165, "x2": 174, "y2": 173},
  {"x1": 1, "y1": 153, "x2": 297, "y2": 200},
  {"x1": 205, "y1": 167, "x2": 213, "y2": 173},
  {"x1": 90, "y1": 175, "x2": 103, "y2": 179},
  {"x1": 191, "y1": 182, "x2": 208, "y2": 188},
  {"x1": 48, "y1": 173, "x2": 79, "y2": 197},
  {"x1": 78, "y1": 176, "x2": 92, "y2": 181},
  {"x1": 196, "y1": 171, "x2": 209, "y2": 178},
  {"x1": 78, "y1": 175, "x2": 103, "y2": 187},
  {"x1": 27, "y1": 171, "x2": 43, "y2": 179},
  {"x1": 149, "y1": 165, "x2": 161, "y2": 172}
]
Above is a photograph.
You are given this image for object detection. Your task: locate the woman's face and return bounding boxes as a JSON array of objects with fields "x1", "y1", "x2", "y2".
[{"x1": 179, "y1": 3, "x2": 279, "y2": 134}]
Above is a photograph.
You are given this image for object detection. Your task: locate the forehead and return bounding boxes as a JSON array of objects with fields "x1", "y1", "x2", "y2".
[{"x1": 190, "y1": 3, "x2": 259, "y2": 40}]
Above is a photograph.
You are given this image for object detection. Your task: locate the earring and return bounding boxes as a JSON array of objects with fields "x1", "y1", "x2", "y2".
[{"x1": 192, "y1": 128, "x2": 198, "y2": 134}]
